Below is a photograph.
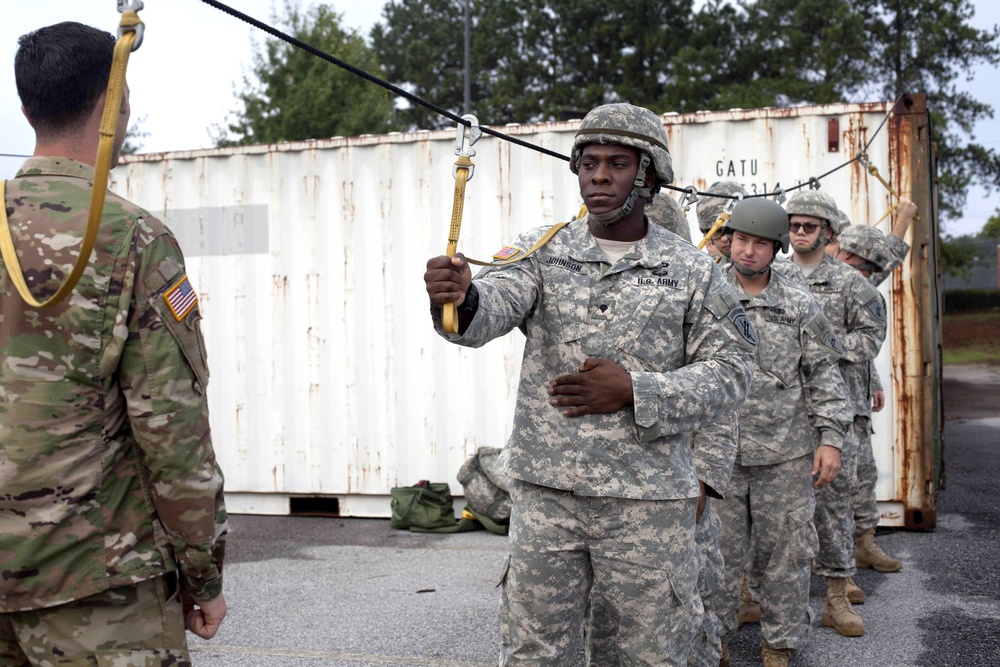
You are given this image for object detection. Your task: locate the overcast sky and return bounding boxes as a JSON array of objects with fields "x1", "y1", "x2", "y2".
[{"x1": 1, "y1": 0, "x2": 997, "y2": 235}]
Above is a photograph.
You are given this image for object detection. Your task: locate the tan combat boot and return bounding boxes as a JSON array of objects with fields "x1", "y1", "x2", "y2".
[
  {"x1": 822, "y1": 577, "x2": 865, "y2": 636},
  {"x1": 738, "y1": 573, "x2": 761, "y2": 625},
  {"x1": 855, "y1": 527, "x2": 903, "y2": 572},
  {"x1": 719, "y1": 641, "x2": 730, "y2": 667},
  {"x1": 761, "y1": 642, "x2": 792, "y2": 667},
  {"x1": 846, "y1": 577, "x2": 865, "y2": 604}
]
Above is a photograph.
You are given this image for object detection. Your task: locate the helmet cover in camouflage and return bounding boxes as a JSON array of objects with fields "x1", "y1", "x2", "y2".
[
  {"x1": 697, "y1": 181, "x2": 748, "y2": 233},
  {"x1": 784, "y1": 190, "x2": 839, "y2": 226},
  {"x1": 838, "y1": 225, "x2": 893, "y2": 272},
  {"x1": 570, "y1": 103, "x2": 674, "y2": 186},
  {"x1": 832, "y1": 207, "x2": 851, "y2": 235},
  {"x1": 725, "y1": 198, "x2": 790, "y2": 253},
  {"x1": 647, "y1": 192, "x2": 691, "y2": 240}
]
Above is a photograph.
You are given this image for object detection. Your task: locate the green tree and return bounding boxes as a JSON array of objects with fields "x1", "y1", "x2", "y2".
[
  {"x1": 939, "y1": 234, "x2": 979, "y2": 277},
  {"x1": 215, "y1": 2, "x2": 398, "y2": 146},
  {"x1": 370, "y1": 0, "x2": 696, "y2": 128},
  {"x1": 370, "y1": 0, "x2": 535, "y2": 129},
  {"x1": 121, "y1": 114, "x2": 150, "y2": 155},
  {"x1": 980, "y1": 209, "x2": 1000, "y2": 240},
  {"x1": 849, "y1": 0, "x2": 1000, "y2": 222}
]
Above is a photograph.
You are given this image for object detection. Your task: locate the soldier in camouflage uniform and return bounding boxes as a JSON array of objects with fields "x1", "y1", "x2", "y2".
[
  {"x1": 715, "y1": 198, "x2": 852, "y2": 667},
  {"x1": 837, "y1": 224, "x2": 906, "y2": 576},
  {"x1": 696, "y1": 181, "x2": 747, "y2": 262},
  {"x1": 0, "y1": 23, "x2": 227, "y2": 664},
  {"x1": 424, "y1": 103, "x2": 756, "y2": 666},
  {"x1": 647, "y1": 191, "x2": 693, "y2": 243},
  {"x1": 784, "y1": 191, "x2": 887, "y2": 638}
]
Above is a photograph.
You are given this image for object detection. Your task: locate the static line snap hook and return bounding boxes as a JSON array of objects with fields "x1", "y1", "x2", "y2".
[
  {"x1": 455, "y1": 114, "x2": 482, "y2": 158},
  {"x1": 453, "y1": 114, "x2": 482, "y2": 181},
  {"x1": 857, "y1": 152, "x2": 871, "y2": 169},
  {"x1": 681, "y1": 186, "x2": 699, "y2": 212},
  {"x1": 774, "y1": 187, "x2": 787, "y2": 204},
  {"x1": 724, "y1": 192, "x2": 744, "y2": 212},
  {"x1": 808, "y1": 177, "x2": 821, "y2": 190},
  {"x1": 117, "y1": 0, "x2": 145, "y2": 51}
]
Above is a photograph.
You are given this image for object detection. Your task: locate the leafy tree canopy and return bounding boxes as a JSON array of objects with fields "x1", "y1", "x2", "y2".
[{"x1": 214, "y1": 1, "x2": 398, "y2": 146}]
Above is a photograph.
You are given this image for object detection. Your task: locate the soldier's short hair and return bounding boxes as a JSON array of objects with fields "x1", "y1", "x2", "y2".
[{"x1": 15, "y1": 22, "x2": 115, "y2": 137}]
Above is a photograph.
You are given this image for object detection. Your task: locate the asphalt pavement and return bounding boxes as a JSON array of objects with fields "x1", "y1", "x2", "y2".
[{"x1": 190, "y1": 363, "x2": 1000, "y2": 666}]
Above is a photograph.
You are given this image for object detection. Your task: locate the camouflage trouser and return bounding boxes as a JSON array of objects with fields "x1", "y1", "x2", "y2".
[
  {"x1": 501, "y1": 478, "x2": 699, "y2": 666},
  {"x1": 813, "y1": 422, "x2": 860, "y2": 578},
  {"x1": 853, "y1": 416, "x2": 880, "y2": 535},
  {"x1": 0, "y1": 574, "x2": 191, "y2": 667},
  {"x1": 584, "y1": 498, "x2": 723, "y2": 667},
  {"x1": 717, "y1": 455, "x2": 817, "y2": 651}
]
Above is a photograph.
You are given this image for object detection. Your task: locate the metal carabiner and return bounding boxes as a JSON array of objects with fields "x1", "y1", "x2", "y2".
[
  {"x1": 453, "y1": 114, "x2": 482, "y2": 180},
  {"x1": 773, "y1": 187, "x2": 787, "y2": 205},
  {"x1": 808, "y1": 177, "x2": 821, "y2": 191},
  {"x1": 681, "y1": 185, "x2": 699, "y2": 212},
  {"x1": 117, "y1": 0, "x2": 145, "y2": 51},
  {"x1": 724, "y1": 192, "x2": 744, "y2": 212}
]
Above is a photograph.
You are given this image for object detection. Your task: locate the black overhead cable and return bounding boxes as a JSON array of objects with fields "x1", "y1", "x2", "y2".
[{"x1": 198, "y1": 0, "x2": 903, "y2": 203}]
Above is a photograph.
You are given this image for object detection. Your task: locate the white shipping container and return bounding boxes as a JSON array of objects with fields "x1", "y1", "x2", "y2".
[{"x1": 115, "y1": 97, "x2": 942, "y2": 528}]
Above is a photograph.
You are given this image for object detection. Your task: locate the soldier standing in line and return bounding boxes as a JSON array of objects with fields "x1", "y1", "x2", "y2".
[
  {"x1": 714, "y1": 198, "x2": 852, "y2": 667},
  {"x1": 696, "y1": 181, "x2": 748, "y2": 262},
  {"x1": 424, "y1": 103, "x2": 756, "y2": 666},
  {"x1": 648, "y1": 191, "x2": 694, "y2": 243},
  {"x1": 0, "y1": 22, "x2": 228, "y2": 663},
  {"x1": 837, "y1": 224, "x2": 907, "y2": 577},
  {"x1": 784, "y1": 191, "x2": 887, "y2": 638}
]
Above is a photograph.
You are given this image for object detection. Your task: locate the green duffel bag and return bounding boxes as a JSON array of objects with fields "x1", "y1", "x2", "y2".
[{"x1": 389, "y1": 480, "x2": 456, "y2": 530}]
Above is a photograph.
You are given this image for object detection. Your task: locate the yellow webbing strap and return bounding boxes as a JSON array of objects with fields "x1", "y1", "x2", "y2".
[
  {"x1": 442, "y1": 155, "x2": 474, "y2": 333},
  {"x1": 0, "y1": 8, "x2": 142, "y2": 308},
  {"x1": 466, "y1": 221, "x2": 571, "y2": 268},
  {"x1": 697, "y1": 212, "x2": 731, "y2": 250},
  {"x1": 861, "y1": 157, "x2": 919, "y2": 227}
]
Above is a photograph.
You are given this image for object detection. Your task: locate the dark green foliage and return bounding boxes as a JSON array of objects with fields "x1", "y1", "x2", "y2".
[
  {"x1": 943, "y1": 289, "x2": 1000, "y2": 311},
  {"x1": 216, "y1": 2, "x2": 398, "y2": 145}
]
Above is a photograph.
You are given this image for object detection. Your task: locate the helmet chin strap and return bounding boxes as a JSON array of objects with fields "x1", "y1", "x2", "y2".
[
  {"x1": 800, "y1": 220, "x2": 830, "y2": 254},
  {"x1": 590, "y1": 153, "x2": 653, "y2": 226},
  {"x1": 731, "y1": 238, "x2": 778, "y2": 277},
  {"x1": 732, "y1": 259, "x2": 772, "y2": 278}
]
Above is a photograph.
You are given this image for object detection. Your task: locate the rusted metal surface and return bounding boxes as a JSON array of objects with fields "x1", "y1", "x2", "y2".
[{"x1": 114, "y1": 100, "x2": 940, "y2": 522}]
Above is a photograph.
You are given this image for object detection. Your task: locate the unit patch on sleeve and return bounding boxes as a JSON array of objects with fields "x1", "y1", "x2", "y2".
[
  {"x1": 727, "y1": 306, "x2": 758, "y2": 346},
  {"x1": 865, "y1": 297, "x2": 886, "y2": 321},
  {"x1": 164, "y1": 275, "x2": 199, "y2": 321}
]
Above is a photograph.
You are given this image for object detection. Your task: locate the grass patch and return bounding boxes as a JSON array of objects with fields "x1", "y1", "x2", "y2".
[{"x1": 942, "y1": 310, "x2": 1000, "y2": 364}]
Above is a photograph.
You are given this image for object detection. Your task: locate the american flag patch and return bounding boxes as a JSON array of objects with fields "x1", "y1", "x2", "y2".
[
  {"x1": 163, "y1": 275, "x2": 199, "y2": 321},
  {"x1": 493, "y1": 246, "x2": 521, "y2": 261}
]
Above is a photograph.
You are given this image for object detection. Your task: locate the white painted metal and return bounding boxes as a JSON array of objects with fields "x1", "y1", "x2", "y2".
[{"x1": 114, "y1": 102, "x2": 919, "y2": 521}]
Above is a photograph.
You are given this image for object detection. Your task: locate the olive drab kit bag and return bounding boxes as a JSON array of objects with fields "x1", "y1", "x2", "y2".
[
  {"x1": 389, "y1": 481, "x2": 456, "y2": 531},
  {"x1": 389, "y1": 447, "x2": 512, "y2": 534}
]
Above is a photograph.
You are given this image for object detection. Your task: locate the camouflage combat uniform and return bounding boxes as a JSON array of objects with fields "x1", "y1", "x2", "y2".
[
  {"x1": 585, "y1": 416, "x2": 738, "y2": 667},
  {"x1": 0, "y1": 157, "x2": 227, "y2": 664},
  {"x1": 716, "y1": 264, "x2": 851, "y2": 651},
  {"x1": 433, "y1": 218, "x2": 756, "y2": 666},
  {"x1": 797, "y1": 255, "x2": 886, "y2": 580},
  {"x1": 855, "y1": 231, "x2": 907, "y2": 536}
]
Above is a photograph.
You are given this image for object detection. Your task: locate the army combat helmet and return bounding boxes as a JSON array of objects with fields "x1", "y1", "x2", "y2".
[
  {"x1": 571, "y1": 103, "x2": 674, "y2": 225},
  {"x1": 784, "y1": 190, "x2": 839, "y2": 252},
  {"x1": 839, "y1": 225, "x2": 893, "y2": 274},
  {"x1": 698, "y1": 181, "x2": 748, "y2": 234},
  {"x1": 725, "y1": 198, "x2": 790, "y2": 277}
]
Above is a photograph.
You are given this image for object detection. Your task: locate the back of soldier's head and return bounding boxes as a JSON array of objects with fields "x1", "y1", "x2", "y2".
[
  {"x1": 15, "y1": 22, "x2": 115, "y2": 138},
  {"x1": 839, "y1": 225, "x2": 894, "y2": 272}
]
